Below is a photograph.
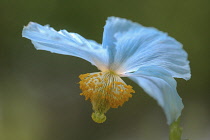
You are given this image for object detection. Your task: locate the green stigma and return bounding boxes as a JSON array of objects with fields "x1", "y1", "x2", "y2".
[{"x1": 91, "y1": 112, "x2": 107, "y2": 123}]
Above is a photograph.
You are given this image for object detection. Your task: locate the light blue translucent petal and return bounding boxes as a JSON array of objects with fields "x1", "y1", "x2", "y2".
[
  {"x1": 109, "y1": 22, "x2": 190, "y2": 80},
  {"x1": 102, "y1": 17, "x2": 142, "y2": 48},
  {"x1": 102, "y1": 17, "x2": 142, "y2": 65},
  {"x1": 127, "y1": 66, "x2": 184, "y2": 125},
  {"x1": 22, "y1": 22, "x2": 109, "y2": 71}
]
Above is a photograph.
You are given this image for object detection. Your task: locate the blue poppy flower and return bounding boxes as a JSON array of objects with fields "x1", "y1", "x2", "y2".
[{"x1": 22, "y1": 17, "x2": 191, "y2": 124}]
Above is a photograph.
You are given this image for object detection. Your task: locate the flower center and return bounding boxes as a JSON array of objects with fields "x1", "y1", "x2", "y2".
[{"x1": 79, "y1": 72, "x2": 135, "y2": 123}]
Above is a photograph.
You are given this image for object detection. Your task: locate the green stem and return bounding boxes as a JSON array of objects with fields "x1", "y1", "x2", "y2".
[{"x1": 169, "y1": 118, "x2": 183, "y2": 140}]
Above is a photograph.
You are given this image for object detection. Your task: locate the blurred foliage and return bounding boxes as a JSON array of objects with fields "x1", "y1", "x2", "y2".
[{"x1": 0, "y1": 0, "x2": 210, "y2": 140}]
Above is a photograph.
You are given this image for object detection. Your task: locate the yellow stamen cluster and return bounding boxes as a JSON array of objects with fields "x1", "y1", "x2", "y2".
[{"x1": 79, "y1": 72, "x2": 135, "y2": 123}]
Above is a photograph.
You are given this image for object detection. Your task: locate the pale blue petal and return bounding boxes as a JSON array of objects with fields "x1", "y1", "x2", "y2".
[
  {"x1": 22, "y1": 22, "x2": 109, "y2": 71},
  {"x1": 102, "y1": 17, "x2": 142, "y2": 65},
  {"x1": 109, "y1": 23, "x2": 190, "y2": 80},
  {"x1": 127, "y1": 66, "x2": 184, "y2": 125}
]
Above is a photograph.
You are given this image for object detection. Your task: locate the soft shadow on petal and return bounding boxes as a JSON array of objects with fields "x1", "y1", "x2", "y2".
[
  {"x1": 22, "y1": 22, "x2": 109, "y2": 71},
  {"x1": 110, "y1": 23, "x2": 190, "y2": 80},
  {"x1": 102, "y1": 17, "x2": 142, "y2": 65},
  {"x1": 127, "y1": 66, "x2": 184, "y2": 125}
]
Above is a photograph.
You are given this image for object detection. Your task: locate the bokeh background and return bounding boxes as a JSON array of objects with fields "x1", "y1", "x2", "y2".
[{"x1": 0, "y1": 0, "x2": 209, "y2": 140}]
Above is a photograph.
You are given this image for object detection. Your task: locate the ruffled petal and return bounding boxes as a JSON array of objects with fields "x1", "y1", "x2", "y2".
[
  {"x1": 127, "y1": 66, "x2": 184, "y2": 125},
  {"x1": 108, "y1": 20, "x2": 190, "y2": 80},
  {"x1": 22, "y1": 22, "x2": 109, "y2": 71},
  {"x1": 102, "y1": 17, "x2": 142, "y2": 65}
]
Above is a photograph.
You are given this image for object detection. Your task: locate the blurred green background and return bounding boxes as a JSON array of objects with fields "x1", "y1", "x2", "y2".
[{"x1": 0, "y1": 0, "x2": 209, "y2": 140}]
